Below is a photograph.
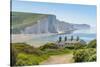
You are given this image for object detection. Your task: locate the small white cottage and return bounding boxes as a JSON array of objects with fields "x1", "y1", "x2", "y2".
[{"x1": 55, "y1": 36, "x2": 86, "y2": 48}]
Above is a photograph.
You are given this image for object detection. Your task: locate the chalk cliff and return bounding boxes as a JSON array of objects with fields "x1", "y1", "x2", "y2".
[{"x1": 11, "y1": 12, "x2": 90, "y2": 34}]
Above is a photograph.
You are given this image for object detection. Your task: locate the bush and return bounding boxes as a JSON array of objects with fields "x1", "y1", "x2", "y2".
[
  {"x1": 65, "y1": 43, "x2": 86, "y2": 50},
  {"x1": 16, "y1": 53, "x2": 50, "y2": 66},
  {"x1": 39, "y1": 43, "x2": 58, "y2": 50},
  {"x1": 11, "y1": 43, "x2": 43, "y2": 55},
  {"x1": 65, "y1": 46, "x2": 74, "y2": 49},
  {"x1": 16, "y1": 53, "x2": 39, "y2": 66},
  {"x1": 73, "y1": 48, "x2": 96, "y2": 62},
  {"x1": 88, "y1": 54, "x2": 96, "y2": 61},
  {"x1": 87, "y1": 39, "x2": 96, "y2": 48},
  {"x1": 73, "y1": 49, "x2": 86, "y2": 62},
  {"x1": 74, "y1": 43, "x2": 86, "y2": 50},
  {"x1": 11, "y1": 43, "x2": 49, "y2": 66}
]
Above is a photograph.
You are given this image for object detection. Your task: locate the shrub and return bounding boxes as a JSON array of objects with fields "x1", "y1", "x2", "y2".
[
  {"x1": 16, "y1": 53, "x2": 49, "y2": 66},
  {"x1": 88, "y1": 54, "x2": 96, "y2": 61},
  {"x1": 11, "y1": 43, "x2": 43, "y2": 55},
  {"x1": 73, "y1": 49, "x2": 87, "y2": 62},
  {"x1": 74, "y1": 43, "x2": 86, "y2": 50},
  {"x1": 65, "y1": 46, "x2": 74, "y2": 49},
  {"x1": 73, "y1": 48, "x2": 96, "y2": 62},
  {"x1": 65, "y1": 43, "x2": 86, "y2": 50},
  {"x1": 11, "y1": 43, "x2": 49, "y2": 66},
  {"x1": 74, "y1": 43, "x2": 82, "y2": 50},
  {"x1": 16, "y1": 53, "x2": 39, "y2": 66},
  {"x1": 87, "y1": 39, "x2": 96, "y2": 48},
  {"x1": 39, "y1": 43, "x2": 58, "y2": 50}
]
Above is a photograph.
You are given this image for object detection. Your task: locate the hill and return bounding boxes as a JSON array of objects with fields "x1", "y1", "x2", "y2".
[
  {"x1": 11, "y1": 12, "x2": 90, "y2": 34},
  {"x1": 11, "y1": 12, "x2": 49, "y2": 28}
]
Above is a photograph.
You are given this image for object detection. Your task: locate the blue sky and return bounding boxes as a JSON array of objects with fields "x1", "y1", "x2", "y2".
[{"x1": 12, "y1": 0, "x2": 96, "y2": 28}]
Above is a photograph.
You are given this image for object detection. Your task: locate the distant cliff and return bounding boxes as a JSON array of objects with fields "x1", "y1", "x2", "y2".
[{"x1": 11, "y1": 12, "x2": 90, "y2": 34}]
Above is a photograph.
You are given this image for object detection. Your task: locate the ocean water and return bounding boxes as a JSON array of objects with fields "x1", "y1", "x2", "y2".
[{"x1": 26, "y1": 29, "x2": 96, "y2": 47}]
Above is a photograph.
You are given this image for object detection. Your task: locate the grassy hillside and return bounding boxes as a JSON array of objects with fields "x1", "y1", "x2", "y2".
[
  {"x1": 11, "y1": 12, "x2": 49, "y2": 33},
  {"x1": 11, "y1": 12, "x2": 48, "y2": 28},
  {"x1": 11, "y1": 39, "x2": 96, "y2": 66},
  {"x1": 11, "y1": 43, "x2": 71, "y2": 66}
]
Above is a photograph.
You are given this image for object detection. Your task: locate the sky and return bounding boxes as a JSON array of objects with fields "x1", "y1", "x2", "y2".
[{"x1": 12, "y1": 0, "x2": 96, "y2": 29}]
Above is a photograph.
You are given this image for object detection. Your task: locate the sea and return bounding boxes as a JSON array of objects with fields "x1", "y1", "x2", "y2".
[{"x1": 24, "y1": 28, "x2": 96, "y2": 47}]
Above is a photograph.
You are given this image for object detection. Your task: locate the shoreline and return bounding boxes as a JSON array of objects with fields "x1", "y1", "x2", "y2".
[
  {"x1": 11, "y1": 33, "x2": 56, "y2": 46},
  {"x1": 11, "y1": 33, "x2": 96, "y2": 47}
]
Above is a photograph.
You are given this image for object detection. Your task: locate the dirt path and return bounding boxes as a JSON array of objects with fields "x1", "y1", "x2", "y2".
[{"x1": 40, "y1": 54, "x2": 74, "y2": 65}]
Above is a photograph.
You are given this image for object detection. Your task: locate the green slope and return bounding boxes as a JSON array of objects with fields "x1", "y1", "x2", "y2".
[
  {"x1": 11, "y1": 12, "x2": 48, "y2": 29},
  {"x1": 11, "y1": 12, "x2": 48, "y2": 34}
]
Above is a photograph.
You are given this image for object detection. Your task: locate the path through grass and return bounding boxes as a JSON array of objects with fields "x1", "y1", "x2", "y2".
[{"x1": 40, "y1": 54, "x2": 74, "y2": 65}]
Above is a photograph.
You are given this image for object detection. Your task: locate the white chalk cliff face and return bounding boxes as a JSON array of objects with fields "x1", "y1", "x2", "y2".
[
  {"x1": 55, "y1": 20, "x2": 74, "y2": 33},
  {"x1": 20, "y1": 15, "x2": 57, "y2": 34},
  {"x1": 11, "y1": 12, "x2": 90, "y2": 34}
]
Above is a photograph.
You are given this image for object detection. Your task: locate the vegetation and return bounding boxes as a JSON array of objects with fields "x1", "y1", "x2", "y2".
[
  {"x1": 73, "y1": 39, "x2": 96, "y2": 62},
  {"x1": 16, "y1": 53, "x2": 49, "y2": 66},
  {"x1": 73, "y1": 48, "x2": 96, "y2": 62},
  {"x1": 45, "y1": 49, "x2": 72, "y2": 55},
  {"x1": 11, "y1": 39, "x2": 96, "y2": 66},
  {"x1": 65, "y1": 43, "x2": 86, "y2": 50},
  {"x1": 11, "y1": 43, "x2": 72, "y2": 66},
  {"x1": 11, "y1": 43, "x2": 49, "y2": 66},
  {"x1": 11, "y1": 12, "x2": 49, "y2": 34},
  {"x1": 39, "y1": 43, "x2": 58, "y2": 50},
  {"x1": 87, "y1": 39, "x2": 96, "y2": 48},
  {"x1": 74, "y1": 43, "x2": 86, "y2": 49}
]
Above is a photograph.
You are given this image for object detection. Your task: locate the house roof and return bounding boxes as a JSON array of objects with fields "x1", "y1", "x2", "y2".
[{"x1": 56, "y1": 39, "x2": 86, "y2": 45}]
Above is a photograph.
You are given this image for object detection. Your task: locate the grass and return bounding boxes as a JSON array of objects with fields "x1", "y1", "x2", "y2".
[
  {"x1": 11, "y1": 39, "x2": 96, "y2": 66},
  {"x1": 11, "y1": 12, "x2": 49, "y2": 34},
  {"x1": 73, "y1": 48, "x2": 96, "y2": 62},
  {"x1": 43, "y1": 49, "x2": 73, "y2": 55},
  {"x1": 11, "y1": 43, "x2": 73, "y2": 66},
  {"x1": 16, "y1": 53, "x2": 49, "y2": 65},
  {"x1": 11, "y1": 12, "x2": 47, "y2": 26}
]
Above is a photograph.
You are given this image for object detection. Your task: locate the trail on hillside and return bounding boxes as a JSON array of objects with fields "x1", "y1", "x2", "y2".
[{"x1": 40, "y1": 54, "x2": 74, "y2": 65}]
